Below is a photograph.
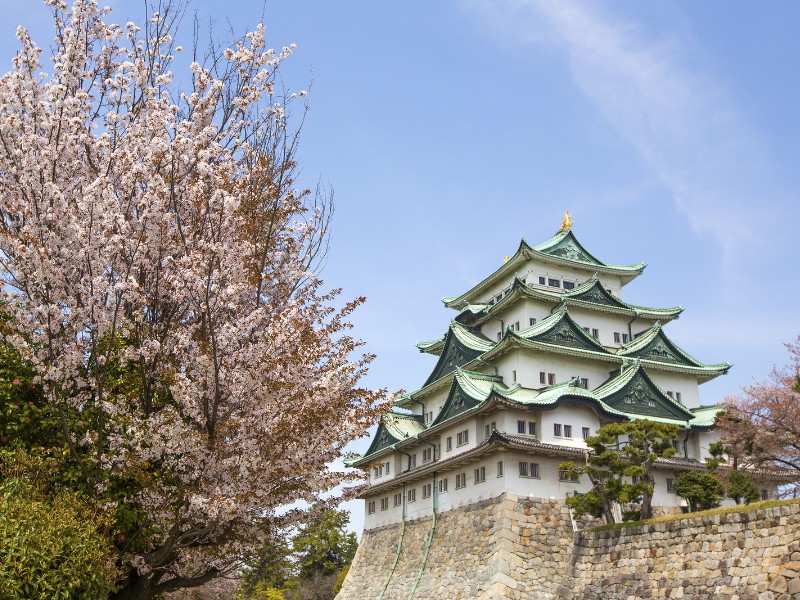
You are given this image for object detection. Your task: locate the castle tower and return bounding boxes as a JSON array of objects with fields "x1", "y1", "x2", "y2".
[{"x1": 347, "y1": 217, "x2": 731, "y2": 531}]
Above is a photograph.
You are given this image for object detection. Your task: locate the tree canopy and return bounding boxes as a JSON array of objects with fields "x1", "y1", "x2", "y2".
[
  {"x1": 716, "y1": 335, "x2": 800, "y2": 496},
  {"x1": 0, "y1": 1, "x2": 386, "y2": 597}
]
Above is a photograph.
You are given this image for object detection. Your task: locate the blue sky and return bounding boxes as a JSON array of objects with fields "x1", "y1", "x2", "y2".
[{"x1": 3, "y1": 1, "x2": 799, "y2": 535}]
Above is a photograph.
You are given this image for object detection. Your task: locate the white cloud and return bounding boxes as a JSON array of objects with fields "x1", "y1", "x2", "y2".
[{"x1": 461, "y1": 0, "x2": 784, "y2": 265}]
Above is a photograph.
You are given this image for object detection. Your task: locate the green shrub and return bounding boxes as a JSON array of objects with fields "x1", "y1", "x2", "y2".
[
  {"x1": 673, "y1": 471, "x2": 725, "y2": 512},
  {"x1": 0, "y1": 455, "x2": 116, "y2": 599}
]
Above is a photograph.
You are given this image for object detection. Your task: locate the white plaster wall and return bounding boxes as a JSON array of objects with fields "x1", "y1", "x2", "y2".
[
  {"x1": 539, "y1": 404, "x2": 601, "y2": 445},
  {"x1": 437, "y1": 419, "x2": 478, "y2": 460},
  {"x1": 645, "y1": 370, "x2": 702, "y2": 409},
  {"x1": 494, "y1": 348, "x2": 619, "y2": 391},
  {"x1": 503, "y1": 452, "x2": 593, "y2": 501}
]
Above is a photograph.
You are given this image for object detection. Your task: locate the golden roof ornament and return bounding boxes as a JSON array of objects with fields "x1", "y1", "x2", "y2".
[{"x1": 559, "y1": 210, "x2": 573, "y2": 232}]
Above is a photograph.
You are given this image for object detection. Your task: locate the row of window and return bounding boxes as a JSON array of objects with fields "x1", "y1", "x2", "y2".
[
  {"x1": 372, "y1": 461, "x2": 391, "y2": 478},
  {"x1": 367, "y1": 463, "x2": 504, "y2": 513},
  {"x1": 613, "y1": 332, "x2": 631, "y2": 344},
  {"x1": 536, "y1": 276, "x2": 576, "y2": 290},
  {"x1": 445, "y1": 429, "x2": 470, "y2": 451},
  {"x1": 554, "y1": 423, "x2": 591, "y2": 440}
]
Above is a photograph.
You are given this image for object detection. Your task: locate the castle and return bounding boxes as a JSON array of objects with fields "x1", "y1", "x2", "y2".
[
  {"x1": 347, "y1": 215, "x2": 733, "y2": 531},
  {"x1": 336, "y1": 216, "x2": 787, "y2": 600}
]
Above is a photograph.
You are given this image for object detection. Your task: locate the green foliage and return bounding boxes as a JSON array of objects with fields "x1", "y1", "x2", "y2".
[
  {"x1": 0, "y1": 451, "x2": 116, "y2": 599},
  {"x1": 673, "y1": 471, "x2": 725, "y2": 511},
  {"x1": 561, "y1": 419, "x2": 680, "y2": 522},
  {"x1": 333, "y1": 564, "x2": 349, "y2": 595},
  {"x1": 292, "y1": 508, "x2": 357, "y2": 579},
  {"x1": 727, "y1": 470, "x2": 760, "y2": 505},
  {"x1": 240, "y1": 508, "x2": 357, "y2": 600},
  {"x1": 241, "y1": 528, "x2": 293, "y2": 597}
]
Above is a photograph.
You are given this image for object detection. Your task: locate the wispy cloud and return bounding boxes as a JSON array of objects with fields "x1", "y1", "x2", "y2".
[{"x1": 461, "y1": 0, "x2": 784, "y2": 264}]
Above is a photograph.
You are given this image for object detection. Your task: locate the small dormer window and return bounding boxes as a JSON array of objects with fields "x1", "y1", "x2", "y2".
[
  {"x1": 548, "y1": 278, "x2": 560, "y2": 287},
  {"x1": 538, "y1": 276, "x2": 546, "y2": 285},
  {"x1": 563, "y1": 281, "x2": 575, "y2": 290}
]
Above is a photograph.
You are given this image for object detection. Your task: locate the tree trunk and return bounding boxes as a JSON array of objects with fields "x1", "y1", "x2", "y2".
[{"x1": 111, "y1": 574, "x2": 158, "y2": 600}]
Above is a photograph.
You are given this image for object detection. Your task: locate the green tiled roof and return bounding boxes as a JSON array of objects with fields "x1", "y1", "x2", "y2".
[
  {"x1": 421, "y1": 322, "x2": 495, "y2": 387},
  {"x1": 592, "y1": 361, "x2": 696, "y2": 421},
  {"x1": 359, "y1": 412, "x2": 425, "y2": 459},
  {"x1": 445, "y1": 228, "x2": 645, "y2": 310},
  {"x1": 360, "y1": 366, "x2": 722, "y2": 462},
  {"x1": 456, "y1": 273, "x2": 681, "y2": 325},
  {"x1": 689, "y1": 405, "x2": 723, "y2": 429}
]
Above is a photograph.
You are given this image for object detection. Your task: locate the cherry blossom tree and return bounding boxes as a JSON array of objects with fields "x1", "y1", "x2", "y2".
[
  {"x1": 0, "y1": 1, "x2": 387, "y2": 598},
  {"x1": 716, "y1": 335, "x2": 800, "y2": 496}
]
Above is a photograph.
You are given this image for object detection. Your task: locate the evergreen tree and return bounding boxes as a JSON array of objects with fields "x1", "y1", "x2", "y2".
[
  {"x1": 673, "y1": 471, "x2": 725, "y2": 511},
  {"x1": 560, "y1": 419, "x2": 679, "y2": 522}
]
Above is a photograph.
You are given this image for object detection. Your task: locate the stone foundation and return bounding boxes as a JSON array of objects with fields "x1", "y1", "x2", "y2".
[{"x1": 337, "y1": 495, "x2": 800, "y2": 600}]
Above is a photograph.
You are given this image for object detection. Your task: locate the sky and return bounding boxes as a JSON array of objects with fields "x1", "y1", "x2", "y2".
[{"x1": 2, "y1": 0, "x2": 799, "y2": 536}]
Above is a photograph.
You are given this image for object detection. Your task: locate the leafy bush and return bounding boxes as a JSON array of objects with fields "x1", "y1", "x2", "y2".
[{"x1": 0, "y1": 452, "x2": 116, "y2": 599}]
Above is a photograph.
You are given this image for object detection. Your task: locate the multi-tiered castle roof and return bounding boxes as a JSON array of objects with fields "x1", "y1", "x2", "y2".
[{"x1": 350, "y1": 216, "x2": 730, "y2": 528}]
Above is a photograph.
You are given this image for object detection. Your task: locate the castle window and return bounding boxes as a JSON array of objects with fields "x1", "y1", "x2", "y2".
[
  {"x1": 666, "y1": 478, "x2": 675, "y2": 493},
  {"x1": 407, "y1": 488, "x2": 416, "y2": 503},
  {"x1": 622, "y1": 333, "x2": 630, "y2": 343},
  {"x1": 438, "y1": 478, "x2": 448, "y2": 493},
  {"x1": 761, "y1": 489, "x2": 769, "y2": 500},
  {"x1": 475, "y1": 467, "x2": 486, "y2": 483},
  {"x1": 385, "y1": 462, "x2": 390, "y2": 474},
  {"x1": 518, "y1": 420, "x2": 526, "y2": 434},
  {"x1": 676, "y1": 392, "x2": 682, "y2": 404},
  {"x1": 614, "y1": 332, "x2": 621, "y2": 343},
  {"x1": 378, "y1": 464, "x2": 383, "y2": 477},
  {"x1": 554, "y1": 423, "x2": 563, "y2": 437},
  {"x1": 373, "y1": 466, "x2": 379, "y2": 478},
  {"x1": 512, "y1": 370, "x2": 517, "y2": 383},
  {"x1": 582, "y1": 427, "x2": 590, "y2": 440},
  {"x1": 455, "y1": 473, "x2": 466, "y2": 489},
  {"x1": 563, "y1": 425, "x2": 573, "y2": 438},
  {"x1": 548, "y1": 278, "x2": 560, "y2": 287},
  {"x1": 368, "y1": 501, "x2": 376, "y2": 514},
  {"x1": 497, "y1": 331, "x2": 502, "y2": 342},
  {"x1": 540, "y1": 371, "x2": 546, "y2": 384},
  {"x1": 446, "y1": 437, "x2": 452, "y2": 452},
  {"x1": 580, "y1": 377, "x2": 589, "y2": 389},
  {"x1": 484, "y1": 422, "x2": 496, "y2": 438},
  {"x1": 422, "y1": 484, "x2": 432, "y2": 499},
  {"x1": 497, "y1": 461, "x2": 504, "y2": 477},
  {"x1": 380, "y1": 497, "x2": 389, "y2": 510},
  {"x1": 548, "y1": 373, "x2": 556, "y2": 385},
  {"x1": 667, "y1": 391, "x2": 674, "y2": 398},
  {"x1": 538, "y1": 277, "x2": 546, "y2": 285},
  {"x1": 529, "y1": 317, "x2": 537, "y2": 326},
  {"x1": 513, "y1": 321, "x2": 520, "y2": 331},
  {"x1": 671, "y1": 440, "x2": 680, "y2": 452},
  {"x1": 422, "y1": 448, "x2": 433, "y2": 463},
  {"x1": 519, "y1": 462, "x2": 540, "y2": 478},
  {"x1": 456, "y1": 430, "x2": 469, "y2": 446},
  {"x1": 394, "y1": 493, "x2": 403, "y2": 507},
  {"x1": 529, "y1": 421, "x2": 536, "y2": 435},
  {"x1": 563, "y1": 281, "x2": 575, "y2": 290},
  {"x1": 592, "y1": 328, "x2": 599, "y2": 338},
  {"x1": 409, "y1": 454, "x2": 417, "y2": 469},
  {"x1": 559, "y1": 470, "x2": 579, "y2": 482}
]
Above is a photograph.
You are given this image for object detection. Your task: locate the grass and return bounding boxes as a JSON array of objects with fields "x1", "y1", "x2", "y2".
[{"x1": 586, "y1": 497, "x2": 800, "y2": 532}]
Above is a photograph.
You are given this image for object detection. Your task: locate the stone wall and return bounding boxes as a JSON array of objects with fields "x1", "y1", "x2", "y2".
[
  {"x1": 567, "y1": 503, "x2": 800, "y2": 599},
  {"x1": 336, "y1": 495, "x2": 800, "y2": 600}
]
